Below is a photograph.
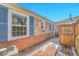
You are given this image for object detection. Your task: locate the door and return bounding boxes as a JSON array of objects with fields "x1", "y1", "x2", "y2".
[{"x1": 29, "y1": 16, "x2": 35, "y2": 36}]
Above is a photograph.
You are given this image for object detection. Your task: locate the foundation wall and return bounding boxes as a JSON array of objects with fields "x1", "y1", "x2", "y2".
[{"x1": 0, "y1": 33, "x2": 51, "y2": 52}]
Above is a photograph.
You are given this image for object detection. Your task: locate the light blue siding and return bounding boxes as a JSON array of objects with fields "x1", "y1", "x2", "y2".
[{"x1": 0, "y1": 5, "x2": 8, "y2": 42}]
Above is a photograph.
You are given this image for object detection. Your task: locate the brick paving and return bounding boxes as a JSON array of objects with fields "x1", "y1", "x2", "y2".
[
  {"x1": 19, "y1": 39, "x2": 50, "y2": 56},
  {"x1": 24, "y1": 39, "x2": 51, "y2": 56},
  {"x1": 21, "y1": 37, "x2": 77, "y2": 56}
]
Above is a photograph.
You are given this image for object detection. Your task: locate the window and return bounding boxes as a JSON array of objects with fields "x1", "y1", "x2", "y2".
[
  {"x1": 49, "y1": 23, "x2": 51, "y2": 30},
  {"x1": 12, "y1": 14, "x2": 27, "y2": 37},
  {"x1": 12, "y1": 14, "x2": 26, "y2": 25},
  {"x1": 40, "y1": 21, "x2": 44, "y2": 29}
]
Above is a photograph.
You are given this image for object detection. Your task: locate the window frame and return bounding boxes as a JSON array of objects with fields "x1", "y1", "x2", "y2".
[
  {"x1": 12, "y1": 13, "x2": 27, "y2": 38},
  {"x1": 40, "y1": 21, "x2": 44, "y2": 29}
]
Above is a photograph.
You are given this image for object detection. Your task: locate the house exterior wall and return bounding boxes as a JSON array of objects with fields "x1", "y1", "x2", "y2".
[
  {"x1": 0, "y1": 4, "x2": 54, "y2": 52},
  {"x1": 35, "y1": 18, "x2": 46, "y2": 35},
  {"x1": 45, "y1": 20, "x2": 50, "y2": 32},
  {"x1": 35, "y1": 18, "x2": 42, "y2": 35}
]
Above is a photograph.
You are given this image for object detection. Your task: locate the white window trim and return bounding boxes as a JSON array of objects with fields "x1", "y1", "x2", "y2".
[{"x1": 8, "y1": 9, "x2": 29, "y2": 41}]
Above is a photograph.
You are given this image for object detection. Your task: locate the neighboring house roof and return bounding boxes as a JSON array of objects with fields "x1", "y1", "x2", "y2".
[{"x1": 55, "y1": 16, "x2": 79, "y2": 25}]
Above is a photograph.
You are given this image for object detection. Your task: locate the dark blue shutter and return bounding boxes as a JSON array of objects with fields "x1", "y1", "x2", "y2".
[
  {"x1": 0, "y1": 5, "x2": 8, "y2": 42},
  {"x1": 29, "y1": 16, "x2": 34, "y2": 36}
]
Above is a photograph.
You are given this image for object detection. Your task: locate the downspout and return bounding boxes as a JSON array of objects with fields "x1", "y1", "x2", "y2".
[{"x1": 73, "y1": 23, "x2": 75, "y2": 47}]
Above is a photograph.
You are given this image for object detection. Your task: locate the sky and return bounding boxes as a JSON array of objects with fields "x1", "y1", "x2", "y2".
[{"x1": 17, "y1": 3, "x2": 79, "y2": 22}]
